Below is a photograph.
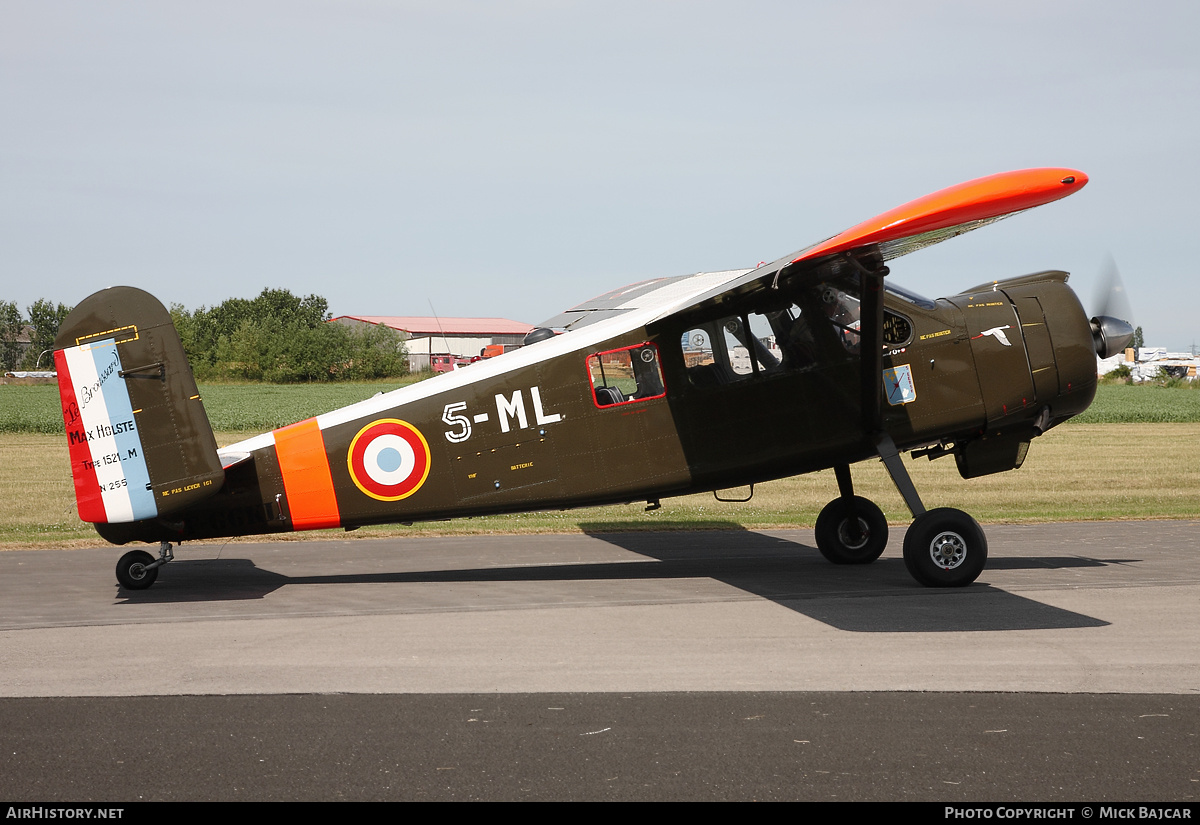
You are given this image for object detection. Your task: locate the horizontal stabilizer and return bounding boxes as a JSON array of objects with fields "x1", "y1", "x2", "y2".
[{"x1": 219, "y1": 450, "x2": 253, "y2": 470}]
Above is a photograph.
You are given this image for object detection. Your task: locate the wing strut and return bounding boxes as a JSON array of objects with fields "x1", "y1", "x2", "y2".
[
  {"x1": 876, "y1": 433, "x2": 926, "y2": 517},
  {"x1": 852, "y1": 256, "x2": 887, "y2": 434},
  {"x1": 844, "y1": 254, "x2": 928, "y2": 519}
]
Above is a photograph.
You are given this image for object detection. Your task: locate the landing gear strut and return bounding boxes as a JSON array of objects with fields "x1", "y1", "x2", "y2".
[
  {"x1": 816, "y1": 438, "x2": 987, "y2": 587},
  {"x1": 115, "y1": 541, "x2": 173, "y2": 590}
]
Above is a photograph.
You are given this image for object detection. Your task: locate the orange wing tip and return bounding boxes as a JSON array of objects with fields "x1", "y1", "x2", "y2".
[{"x1": 795, "y1": 168, "x2": 1088, "y2": 264}]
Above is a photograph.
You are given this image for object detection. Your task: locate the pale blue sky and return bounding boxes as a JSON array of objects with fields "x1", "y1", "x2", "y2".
[{"x1": 3, "y1": 1, "x2": 1197, "y2": 349}]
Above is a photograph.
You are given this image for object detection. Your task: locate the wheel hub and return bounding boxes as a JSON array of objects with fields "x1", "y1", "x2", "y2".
[
  {"x1": 837, "y1": 517, "x2": 870, "y2": 551},
  {"x1": 928, "y1": 531, "x2": 966, "y2": 569}
]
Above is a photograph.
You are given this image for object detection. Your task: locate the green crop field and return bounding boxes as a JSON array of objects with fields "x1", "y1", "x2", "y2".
[
  {"x1": 1072, "y1": 383, "x2": 1200, "y2": 423},
  {"x1": 3, "y1": 381, "x2": 1200, "y2": 435}
]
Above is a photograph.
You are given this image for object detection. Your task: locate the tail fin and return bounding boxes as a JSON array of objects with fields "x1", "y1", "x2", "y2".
[{"x1": 53, "y1": 287, "x2": 224, "y2": 524}]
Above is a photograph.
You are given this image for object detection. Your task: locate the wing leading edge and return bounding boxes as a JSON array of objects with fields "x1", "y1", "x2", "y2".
[
  {"x1": 542, "y1": 169, "x2": 1086, "y2": 332},
  {"x1": 791, "y1": 167, "x2": 1088, "y2": 265}
]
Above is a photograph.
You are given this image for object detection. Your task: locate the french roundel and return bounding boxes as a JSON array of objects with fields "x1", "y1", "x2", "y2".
[{"x1": 347, "y1": 419, "x2": 431, "y2": 502}]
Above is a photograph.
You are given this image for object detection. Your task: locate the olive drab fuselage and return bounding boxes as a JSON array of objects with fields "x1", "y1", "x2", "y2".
[{"x1": 90, "y1": 268, "x2": 1098, "y2": 546}]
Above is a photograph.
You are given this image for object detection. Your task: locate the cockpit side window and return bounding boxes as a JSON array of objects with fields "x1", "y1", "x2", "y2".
[
  {"x1": 587, "y1": 343, "x2": 667, "y2": 408},
  {"x1": 680, "y1": 278, "x2": 866, "y2": 387}
]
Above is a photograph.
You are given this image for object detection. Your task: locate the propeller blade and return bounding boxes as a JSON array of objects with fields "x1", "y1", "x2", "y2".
[
  {"x1": 1094, "y1": 254, "x2": 1133, "y2": 324},
  {"x1": 1090, "y1": 254, "x2": 1135, "y2": 358}
]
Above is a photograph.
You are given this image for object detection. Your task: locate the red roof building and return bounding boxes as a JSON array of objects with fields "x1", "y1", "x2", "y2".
[
  {"x1": 331, "y1": 315, "x2": 534, "y2": 372},
  {"x1": 332, "y1": 316, "x2": 533, "y2": 337}
]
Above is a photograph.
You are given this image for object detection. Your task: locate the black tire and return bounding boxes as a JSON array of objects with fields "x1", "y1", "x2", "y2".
[
  {"x1": 902, "y1": 508, "x2": 987, "y2": 587},
  {"x1": 814, "y1": 496, "x2": 889, "y2": 564},
  {"x1": 116, "y1": 550, "x2": 158, "y2": 590}
]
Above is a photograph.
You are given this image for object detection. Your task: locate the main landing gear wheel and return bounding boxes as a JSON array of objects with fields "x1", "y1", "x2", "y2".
[
  {"x1": 902, "y1": 507, "x2": 987, "y2": 587},
  {"x1": 116, "y1": 550, "x2": 158, "y2": 590},
  {"x1": 815, "y1": 495, "x2": 889, "y2": 564}
]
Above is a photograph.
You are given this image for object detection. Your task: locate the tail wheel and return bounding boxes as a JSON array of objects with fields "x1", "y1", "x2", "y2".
[
  {"x1": 815, "y1": 496, "x2": 888, "y2": 564},
  {"x1": 116, "y1": 550, "x2": 158, "y2": 590},
  {"x1": 902, "y1": 508, "x2": 987, "y2": 587}
]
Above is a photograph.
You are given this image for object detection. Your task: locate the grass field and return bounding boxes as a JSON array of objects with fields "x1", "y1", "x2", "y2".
[
  {"x1": 1074, "y1": 382, "x2": 1200, "y2": 423},
  {"x1": 3, "y1": 422, "x2": 1198, "y2": 548}
]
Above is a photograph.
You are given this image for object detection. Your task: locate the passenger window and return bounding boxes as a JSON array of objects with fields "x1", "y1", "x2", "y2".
[
  {"x1": 726, "y1": 313, "x2": 780, "y2": 375},
  {"x1": 683, "y1": 311, "x2": 784, "y2": 386},
  {"x1": 587, "y1": 343, "x2": 667, "y2": 407}
]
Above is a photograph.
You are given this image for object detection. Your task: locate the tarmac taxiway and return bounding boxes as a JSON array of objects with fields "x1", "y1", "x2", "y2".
[{"x1": 1, "y1": 521, "x2": 1197, "y2": 800}]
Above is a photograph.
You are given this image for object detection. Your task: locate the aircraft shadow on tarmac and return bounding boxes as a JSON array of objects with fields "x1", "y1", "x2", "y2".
[{"x1": 117, "y1": 524, "x2": 1114, "y2": 633}]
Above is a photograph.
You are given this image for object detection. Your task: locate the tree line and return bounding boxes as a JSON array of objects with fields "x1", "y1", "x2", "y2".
[
  {"x1": 0, "y1": 299, "x2": 72, "y2": 371},
  {"x1": 2, "y1": 289, "x2": 408, "y2": 382}
]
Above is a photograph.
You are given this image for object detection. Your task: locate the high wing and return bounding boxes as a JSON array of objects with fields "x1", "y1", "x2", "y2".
[
  {"x1": 677, "y1": 167, "x2": 1087, "y2": 315},
  {"x1": 790, "y1": 167, "x2": 1087, "y2": 265},
  {"x1": 548, "y1": 168, "x2": 1087, "y2": 330}
]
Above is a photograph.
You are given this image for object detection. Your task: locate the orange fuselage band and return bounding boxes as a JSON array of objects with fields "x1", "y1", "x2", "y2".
[{"x1": 274, "y1": 418, "x2": 341, "y2": 530}]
